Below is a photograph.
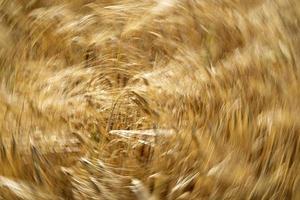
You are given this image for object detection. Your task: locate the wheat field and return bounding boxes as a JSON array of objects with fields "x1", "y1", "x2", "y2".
[{"x1": 0, "y1": 0, "x2": 299, "y2": 199}]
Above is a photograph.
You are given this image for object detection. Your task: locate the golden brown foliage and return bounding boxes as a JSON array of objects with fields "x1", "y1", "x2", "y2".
[{"x1": 0, "y1": 0, "x2": 299, "y2": 199}]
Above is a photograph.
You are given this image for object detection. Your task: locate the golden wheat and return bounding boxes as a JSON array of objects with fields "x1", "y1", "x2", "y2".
[{"x1": 0, "y1": 0, "x2": 299, "y2": 199}]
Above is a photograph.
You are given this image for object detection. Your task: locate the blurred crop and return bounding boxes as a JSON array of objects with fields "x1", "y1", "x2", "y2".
[{"x1": 0, "y1": 0, "x2": 299, "y2": 199}]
